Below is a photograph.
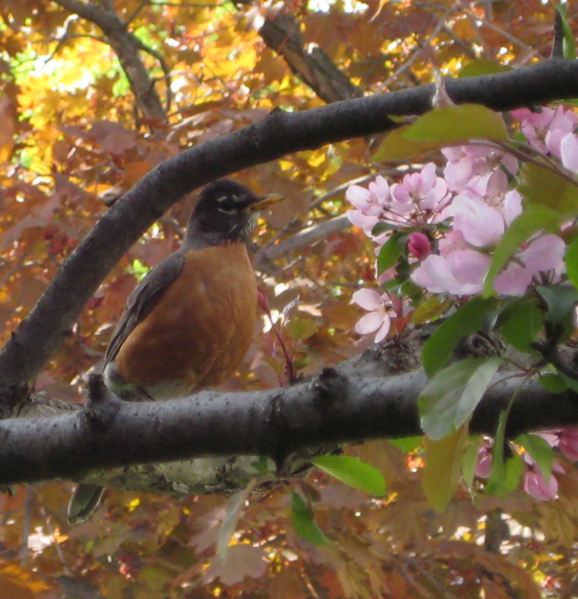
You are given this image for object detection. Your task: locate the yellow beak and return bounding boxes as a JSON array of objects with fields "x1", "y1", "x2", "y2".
[{"x1": 248, "y1": 193, "x2": 284, "y2": 212}]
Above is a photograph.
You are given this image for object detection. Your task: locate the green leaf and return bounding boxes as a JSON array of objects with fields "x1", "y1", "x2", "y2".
[
  {"x1": 483, "y1": 205, "x2": 561, "y2": 296},
  {"x1": 536, "y1": 285, "x2": 578, "y2": 321},
  {"x1": 422, "y1": 297, "x2": 499, "y2": 377},
  {"x1": 459, "y1": 59, "x2": 512, "y2": 78},
  {"x1": 286, "y1": 316, "x2": 320, "y2": 341},
  {"x1": 290, "y1": 492, "x2": 329, "y2": 546},
  {"x1": 405, "y1": 104, "x2": 509, "y2": 144},
  {"x1": 498, "y1": 296, "x2": 543, "y2": 353},
  {"x1": 389, "y1": 436, "x2": 422, "y2": 453},
  {"x1": 555, "y1": 4, "x2": 576, "y2": 59},
  {"x1": 565, "y1": 236, "x2": 578, "y2": 290},
  {"x1": 561, "y1": 373, "x2": 578, "y2": 393},
  {"x1": 311, "y1": 455, "x2": 386, "y2": 496},
  {"x1": 462, "y1": 437, "x2": 482, "y2": 491},
  {"x1": 373, "y1": 125, "x2": 444, "y2": 162},
  {"x1": 372, "y1": 222, "x2": 398, "y2": 236},
  {"x1": 485, "y1": 409, "x2": 524, "y2": 497},
  {"x1": 377, "y1": 233, "x2": 403, "y2": 275},
  {"x1": 516, "y1": 433, "x2": 555, "y2": 482},
  {"x1": 251, "y1": 455, "x2": 272, "y2": 474},
  {"x1": 423, "y1": 425, "x2": 470, "y2": 512},
  {"x1": 373, "y1": 104, "x2": 508, "y2": 162},
  {"x1": 419, "y1": 357, "x2": 502, "y2": 440},
  {"x1": 539, "y1": 372, "x2": 568, "y2": 393},
  {"x1": 411, "y1": 296, "x2": 450, "y2": 325},
  {"x1": 518, "y1": 162, "x2": 578, "y2": 217}
]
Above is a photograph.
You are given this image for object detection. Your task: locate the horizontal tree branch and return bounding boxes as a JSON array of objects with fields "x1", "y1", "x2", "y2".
[
  {"x1": 2, "y1": 367, "x2": 577, "y2": 487},
  {"x1": 1, "y1": 58, "x2": 578, "y2": 401}
]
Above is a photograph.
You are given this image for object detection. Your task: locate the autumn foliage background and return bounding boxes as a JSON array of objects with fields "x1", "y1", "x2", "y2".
[{"x1": 0, "y1": 1, "x2": 576, "y2": 598}]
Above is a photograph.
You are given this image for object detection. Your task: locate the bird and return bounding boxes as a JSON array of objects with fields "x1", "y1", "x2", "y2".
[{"x1": 68, "y1": 179, "x2": 282, "y2": 523}]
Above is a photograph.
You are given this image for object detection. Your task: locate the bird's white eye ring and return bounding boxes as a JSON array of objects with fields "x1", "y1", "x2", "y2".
[{"x1": 216, "y1": 195, "x2": 240, "y2": 214}]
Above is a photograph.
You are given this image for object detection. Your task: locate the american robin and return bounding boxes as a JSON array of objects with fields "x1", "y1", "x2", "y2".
[{"x1": 68, "y1": 179, "x2": 282, "y2": 523}]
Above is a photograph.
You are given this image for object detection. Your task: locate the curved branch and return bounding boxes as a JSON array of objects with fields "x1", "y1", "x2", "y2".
[
  {"x1": 53, "y1": 0, "x2": 167, "y2": 121},
  {"x1": 1, "y1": 59, "x2": 578, "y2": 397}
]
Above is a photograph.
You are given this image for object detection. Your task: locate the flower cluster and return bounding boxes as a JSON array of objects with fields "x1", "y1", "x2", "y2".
[
  {"x1": 346, "y1": 105, "x2": 578, "y2": 503},
  {"x1": 348, "y1": 107, "x2": 575, "y2": 343},
  {"x1": 476, "y1": 429, "x2": 578, "y2": 501}
]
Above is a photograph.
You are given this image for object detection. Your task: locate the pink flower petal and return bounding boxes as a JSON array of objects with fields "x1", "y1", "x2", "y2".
[
  {"x1": 494, "y1": 263, "x2": 533, "y2": 296},
  {"x1": 558, "y1": 428, "x2": 578, "y2": 461},
  {"x1": 374, "y1": 318, "x2": 391, "y2": 342},
  {"x1": 523, "y1": 469, "x2": 558, "y2": 501},
  {"x1": 446, "y1": 250, "x2": 491, "y2": 287},
  {"x1": 453, "y1": 195, "x2": 504, "y2": 248},
  {"x1": 561, "y1": 133, "x2": 578, "y2": 171},
  {"x1": 346, "y1": 185, "x2": 371, "y2": 209},
  {"x1": 355, "y1": 311, "x2": 386, "y2": 335},
  {"x1": 520, "y1": 235, "x2": 565, "y2": 273},
  {"x1": 346, "y1": 210, "x2": 379, "y2": 231},
  {"x1": 352, "y1": 288, "x2": 383, "y2": 311}
]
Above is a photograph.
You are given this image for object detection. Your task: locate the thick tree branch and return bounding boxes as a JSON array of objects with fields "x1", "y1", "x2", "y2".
[
  {"x1": 1, "y1": 59, "x2": 578, "y2": 399},
  {"x1": 53, "y1": 0, "x2": 167, "y2": 121},
  {"x1": 2, "y1": 369, "x2": 577, "y2": 487},
  {"x1": 253, "y1": 8, "x2": 363, "y2": 103}
]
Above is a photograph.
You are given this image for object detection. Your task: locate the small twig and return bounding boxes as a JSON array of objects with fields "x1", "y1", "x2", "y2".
[
  {"x1": 462, "y1": 7, "x2": 543, "y2": 61},
  {"x1": 257, "y1": 290, "x2": 298, "y2": 385},
  {"x1": 125, "y1": 0, "x2": 149, "y2": 25},
  {"x1": 39, "y1": 506, "x2": 73, "y2": 576},
  {"x1": 133, "y1": 36, "x2": 173, "y2": 113},
  {"x1": 381, "y1": 5, "x2": 455, "y2": 90},
  {"x1": 19, "y1": 486, "x2": 33, "y2": 566}
]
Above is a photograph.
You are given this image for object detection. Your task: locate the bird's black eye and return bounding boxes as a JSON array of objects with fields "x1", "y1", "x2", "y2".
[{"x1": 216, "y1": 194, "x2": 240, "y2": 215}]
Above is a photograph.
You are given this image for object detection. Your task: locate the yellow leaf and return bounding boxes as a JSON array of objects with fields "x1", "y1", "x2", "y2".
[{"x1": 423, "y1": 424, "x2": 470, "y2": 512}]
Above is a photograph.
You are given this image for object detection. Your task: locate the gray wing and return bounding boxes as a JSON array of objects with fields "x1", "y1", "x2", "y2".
[{"x1": 104, "y1": 252, "x2": 186, "y2": 365}]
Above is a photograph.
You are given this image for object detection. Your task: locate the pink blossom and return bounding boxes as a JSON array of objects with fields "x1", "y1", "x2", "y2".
[
  {"x1": 411, "y1": 230, "x2": 491, "y2": 295},
  {"x1": 351, "y1": 289, "x2": 392, "y2": 342},
  {"x1": 452, "y1": 194, "x2": 504, "y2": 248},
  {"x1": 513, "y1": 106, "x2": 578, "y2": 155},
  {"x1": 560, "y1": 132, "x2": 578, "y2": 171},
  {"x1": 558, "y1": 428, "x2": 578, "y2": 461},
  {"x1": 346, "y1": 177, "x2": 391, "y2": 237},
  {"x1": 346, "y1": 167, "x2": 450, "y2": 240},
  {"x1": 476, "y1": 446, "x2": 492, "y2": 478},
  {"x1": 411, "y1": 251, "x2": 490, "y2": 296},
  {"x1": 519, "y1": 235, "x2": 565, "y2": 273},
  {"x1": 390, "y1": 162, "x2": 448, "y2": 212},
  {"x1": 346, "y1": 178, "x2": 389, "y2": 216},
  {"x1": 346, "y1": 209, "x2": 379, "y2": 236},
  {"x1": 494, "y1": 263, "x2": 533, "y2": 296},
  {"x1": 407, "y1": 232, "x2": 431, "y2": 259},
  {"x1": 494, "y1": 235, "x2": 566, "y2": 296},
  {"x1": 442, "y1": 145, "x2": 518, "y2": 192},
  {"x1": 523, "y1": 468, "x2": 559, "y2": 501},
  {"x1": 521, "y1": 452, "x2": 565, "y2": 501},
  {"x1": 485, "y1": 172, "x2": 523, "y2": 226}
]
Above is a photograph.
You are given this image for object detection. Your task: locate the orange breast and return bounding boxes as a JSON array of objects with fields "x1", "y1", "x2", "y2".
[{"x1": 113, "y1": 243, "x2": 257, "y2": 399}]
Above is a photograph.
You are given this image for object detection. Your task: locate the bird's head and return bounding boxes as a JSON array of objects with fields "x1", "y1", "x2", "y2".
[{"x1": 187, "y1": 179, "x2": 283, "y2": 246}]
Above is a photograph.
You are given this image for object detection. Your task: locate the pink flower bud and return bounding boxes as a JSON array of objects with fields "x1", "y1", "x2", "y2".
[{"x1": 407, "y1": 232, "x2": 431, "y2": 259}]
